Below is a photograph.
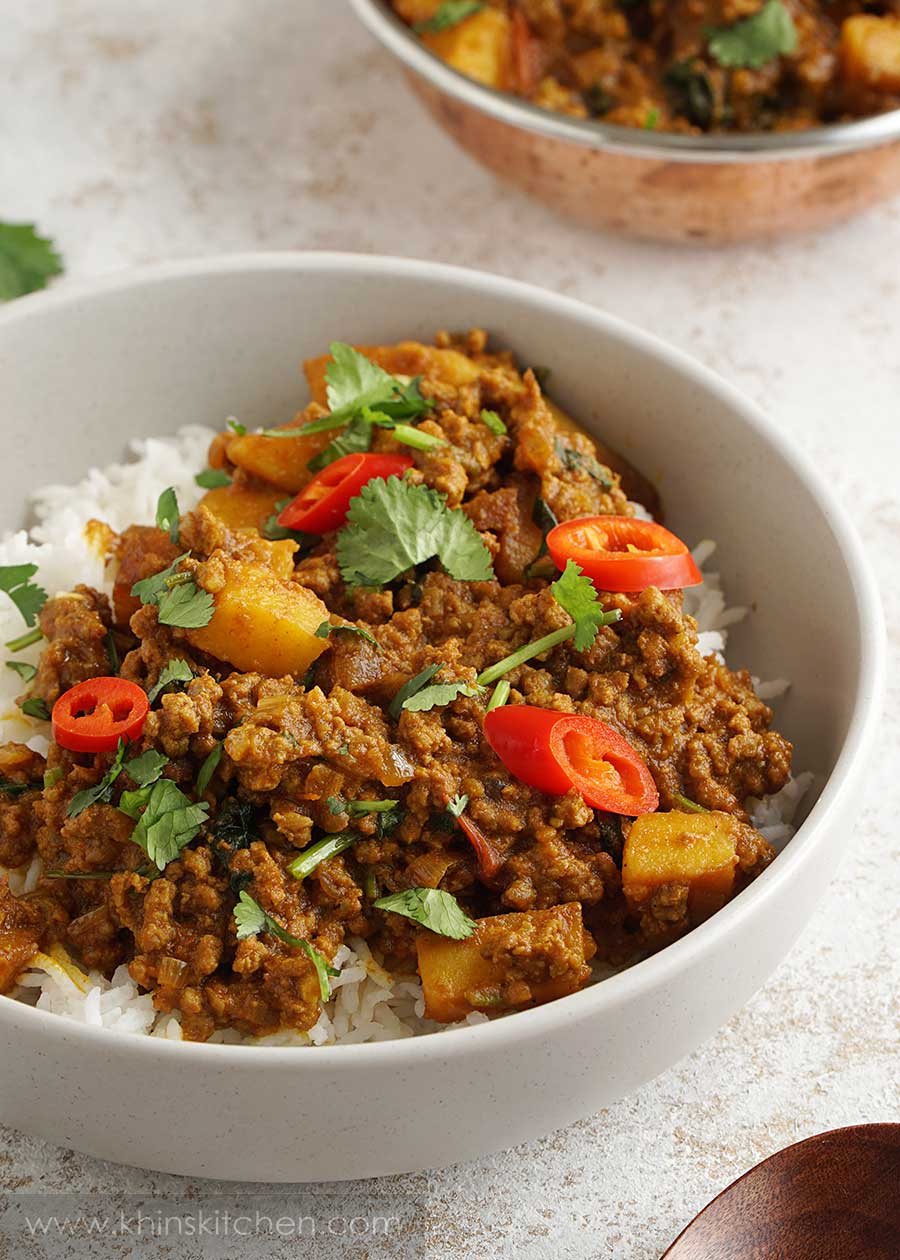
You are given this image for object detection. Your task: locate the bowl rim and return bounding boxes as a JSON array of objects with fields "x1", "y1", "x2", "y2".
[
  {"x1": 350, "y1": 0, "x2": 900, "y2": 164},
  {"x1": 0, "y1": 250, "x2": 886, "y2": 1068}
]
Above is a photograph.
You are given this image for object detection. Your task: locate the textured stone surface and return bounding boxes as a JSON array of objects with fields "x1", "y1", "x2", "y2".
[{"x1": 1, "y1": 2, "x2": 898, "y2": 1256}]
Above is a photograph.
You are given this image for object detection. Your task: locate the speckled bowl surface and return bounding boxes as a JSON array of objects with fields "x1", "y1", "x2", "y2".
[
  {"x1": 350, "y1": 0, "x2": 900, "y2": 243},
  {"x1": 0, "y1": 254, "x2": 884, "y2": 1180}
]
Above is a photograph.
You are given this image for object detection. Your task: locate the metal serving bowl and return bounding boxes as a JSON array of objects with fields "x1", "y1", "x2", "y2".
[{"x1": 350, "y1": 0, "x2": 900, "y2": 243}]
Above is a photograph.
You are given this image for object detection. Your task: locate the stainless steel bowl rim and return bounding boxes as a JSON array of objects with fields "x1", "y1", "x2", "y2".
[{"x1": 351, "y1": 0, "x2": 900, "y2": 163}]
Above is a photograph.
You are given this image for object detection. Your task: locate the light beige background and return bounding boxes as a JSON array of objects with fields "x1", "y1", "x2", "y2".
[{"x1": 1, "y1": 2, "x2": 898, "y2": 1256}]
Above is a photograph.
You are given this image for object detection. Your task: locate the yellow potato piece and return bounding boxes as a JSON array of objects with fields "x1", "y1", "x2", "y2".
[
  {"x1": 199, "y1": 484, "x2": 285, "y2": 534},
  {"x1": 416, "y1": 902, "x2": 590, "y2": 1023},
  {"x1": 623, "y1": 811, "x2": 738, "y2": 921},
  {"x1": 422, "y1": 8, "x2": 513, "y2": 90},
  {"x1": 187, "y1": 558, "x2": 329, "y2": 677},
  {"x1": 841, "y1": 15, "x2": 900, "y2": 92},
  {"x1": 225, "y1": 418, "x2": 332, "y2": 494}
]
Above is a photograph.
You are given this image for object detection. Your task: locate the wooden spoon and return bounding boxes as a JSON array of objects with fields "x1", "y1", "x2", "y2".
[{"x1": 662, "y1": 1123, "x2": 900, "y2": 1260}]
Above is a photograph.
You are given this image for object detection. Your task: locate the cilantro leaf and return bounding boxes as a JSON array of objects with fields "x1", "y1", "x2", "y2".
[
  {"x1": 43, "y1": 767, "x2": 63, "y2": 789},
  {"x1": 446, "y1": 794, "x2": 469, "y2": 818},
  {"x1": 401, "y1": 679, "x2": 481, "y2": 713},
  {"x1": 0, "y1": 777, "x2": 37, "y2": 797},
  {"x1": 414, "y1": 1, "x2": 483, "y2": 33},
  {"x1": 226, "y1": 418, "x2": 246, "y2": 436},
  {"x1": 337, "y1": 476, "x2": 494, "y2": 589},
  {"x1": 288, "y1": 831, "x2": 359, "y2": 880},
  {"x1": 314, "y1": 620, "x2": 380, "y2": 649},
  {"x1": 325, "y1": 343, "x2": 432, "y2": 426},
  {"x1": 373, "y1": 887, "x2": 476, "y2": 939},
  {"x1": 0, "y1": 564, "x2": 48, "y2": 627},
  {"x1": 554, "y1": 438, "x2": 613, "y2": 490},
  {"x1": 19, "y1": 697, "x2": 50, "y2": 721},
  {"x1": 147, "y1": 658, "x2": 194, "y2": 705},
  {"x1": 131, "y1": 553, "x2": 190, "y2": 607},
  {"x1": 215, "y1": 797, "x2": 259, "y2": 853},
  {"x1": 125, "y1": 748, "x2": 168, "y2": 788},
  {"x1": 67, "y1": 738, "x2": 130, "y2": 818},
  {"x1": 232, "y1": 891, "x2": 338, "y2": 1001},
  {"x1": 388, "y1": 663, "x2": 442, "y2": 719},
  {"x1": 195, "y1": 742, "x2": 223, "y2": 796},
  {"x1": 480, "y1": 409, "x2": 507, "y2": 435},
  {"x1": 708, "y1": 1, "x2": 797, "y2": 69},
  {"x1": 128, "y1": 778, "x2": 209, "y2": 870},
  {"x1": 156, "y1": 580, "x2": 215, "y2": 630},
  {"x1": 155, "y1": 487, "x2": 180, "y2": 545},
  {"x1": 307, "y1": 415, "x2": 372, "y2": 474},
  {"x1": 6, "y1": 660, "x2": 36, "y2": 683},
  {"x1": 194, "y1": 468, "x2": 232, "y2": 489},
  {"x1": 551, "y1": 559, "x2": 615, "y2": 651},
  {"x1": 0, "y1": 223, "x2": 64, "y2": 300}
]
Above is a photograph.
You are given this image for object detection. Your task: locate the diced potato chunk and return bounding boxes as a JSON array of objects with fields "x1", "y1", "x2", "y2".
[
  {"x1": 623, "y1": 811, "x2": 738, "y2": 922},
  {"x1": 416, "y1": 902, "x2": 593, "y2": 1023},
  {"x1": 421, "y1": 8, "x2": 513, "y2": 90},
  {"x1": 187, "y1": 557, "x2": 329, "y2": 677},
  {"x1": 199, "y1": 484, "x2": 285, "y2": 534},
  {"x1": 841, "y1": 16, "x2": 900, "y2": 92},
  {"x1": 225, "y1": 417, "x2": 332, "y2": 494},
  {"x1": 303, "y1": 342, "x2": 481, "y2": 406}
]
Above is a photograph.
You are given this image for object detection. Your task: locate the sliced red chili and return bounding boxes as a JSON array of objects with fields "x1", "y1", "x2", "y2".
[
  {"x1": 277, "y1": 453, "x2": 414, "y2": 534},
  {"x1": 52, "y1": 678, "x2": 149, "y2": 754},
  {"x1": 547, "y1": 516, "x2": 702, "y2": 593},
  {"x1": 483, "y1": 705, "x2": 659, "y2": 815},
  {"x1": 457, "y1": 813, "x2": 505, "y2": 879}
]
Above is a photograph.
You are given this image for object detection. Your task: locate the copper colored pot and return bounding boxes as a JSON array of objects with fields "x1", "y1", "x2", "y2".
[{"x1": 350, "y1": 0, "x2": 900, "y2": 244}]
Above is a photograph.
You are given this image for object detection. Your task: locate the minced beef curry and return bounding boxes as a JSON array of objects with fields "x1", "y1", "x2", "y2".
[
  {"x1": 393, "y1": 0, "x2": 900, "y2": 134},
  {"x1": 0, "y1": 332, "x2": 792, "y2": 1041}
]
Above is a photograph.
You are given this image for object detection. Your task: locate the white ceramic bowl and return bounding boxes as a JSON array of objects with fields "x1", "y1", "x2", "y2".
[{"x1": 0, "y1": 254, "x2": 884, "y2": 1181}]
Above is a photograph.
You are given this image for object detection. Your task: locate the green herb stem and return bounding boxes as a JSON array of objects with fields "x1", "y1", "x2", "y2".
[
  {"x1": 672, "y1": 793, "x2": 709, "y2": 814},
  {"x1": 288, "y1": 831, "x2": 359, "y2": 881},
  {"x1": 485, "y1": 680, "x2": 510, "y2": 712},
  {"x1": 476, "y1": 625, "x2": 574, "y2": 687},
  {"x1": 6, "y1": 626, "x2": 42, "y2": 652}
]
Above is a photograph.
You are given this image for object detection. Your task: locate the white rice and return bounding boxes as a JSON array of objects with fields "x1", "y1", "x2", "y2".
[{"x1": 1, "y1": 433, "x2": 812, "y2": 1044}]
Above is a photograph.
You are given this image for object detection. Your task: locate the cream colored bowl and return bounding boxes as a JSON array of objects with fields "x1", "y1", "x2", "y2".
[{"x1": 0, "y1": 254, "x2": 884, "y2": 1180}]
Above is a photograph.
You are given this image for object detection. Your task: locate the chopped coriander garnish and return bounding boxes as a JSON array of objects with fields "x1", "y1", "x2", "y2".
[
  {"x1": 261, "y1": 502, "x2": 317, "y2": 548},
  {"x1": 446, "y1": 794, "x2": 469, "y2": 818},
  {"x1": 707, "y1": 1, "x2": 796, "y2": 69},
  {"x1": 388, "y1": 423, "x2": 446, "y2": 453},
  {"x1": 5, "y1": 660, "x2": 36, "y2": 683},
  {"x1": 195, "y1": 742, "x2": 223, "y2": 796},
  {"x1": 195, "y1": 468, "x2": 232, "y2": 489},
  {"x1": 337, "y1": 476, "x2": 494, "y2": 589},
  {"x1": 155, "y1": 487, "x2": 180, "y2": 545},
  {"x1": 43, "y1": 766, "x2": 63, "y2": 789},
  {"x1": 326, "y1": 797, "x2": 398, "y2": 818},
  {"x1": 127, "y1": 778, "x2": 209, "y2": 870},
  {"x1": 147, "y1": 658, "x2": 194, "y2": 705},
  {"x1": 0, "y1": 222, "x2": 64, "y2": 300},
  {"x1": 215, "y1": 797, "x2": 258, "y2": 853},
  {"x1": 672, "y1": 792, "x2": 709, "y2": 814},
  {"x1": 388, "y1": 663, "x2": 442, "y2": 719},
  {"x1": 373, "y1": 887, "x2": 476, "y2": 939},
  {"x1": 131, "y1": 555, "x2": 214, "y2": 630},
  {"x1": 480, "y1": 409, "x2": 507, "y2": 435},
  {"x1": 6, "y1": 626, "x2": 43, "y2": 652},
  {"x1": 0, "y1": 777, "x2": 37, "y2": 797},
  {"x1": 553, "y1": 438, "x2": 613, "y2": 489},
  {"x1": 126, "y1": 748, "x2": 168, "y2": 788},
  {"x1": 485, "y1": 679, "x2": 510, "y2": 712},
  {"x1": 18, "y1": 697, "x2": 50, "y2": 721},
  {"x1": 643, "y1": 107, "x2": 660, "y2": 130},
  {"x1": 0, "y1": 564, "x2": 47, "y2": 628},
  {"x1": 288, "y1": 831, "x2": 359, "y2": 881},
  {"x1": 233, "y1": 891, "x2": 338, "y2": 1001},
  {"x1": 226, "y1": 418, "x2": 246, "y2": 436},
  {"x1": 400, "y1": 677, "x2": 481, "y2": 714},
  {"x1": 314, "y1": 620, "x2": 380, "y2": 649},
  {"x1": 104, "y1": 629, "x2": 120, "y2": 675},
  {"x1": 307, "y1": 415, "x2": 373, "y2": 473},
  {"x1": 550, "y1": 560, "x2": 616, "y2": 651},
  {"x1": 337, "y1": 742, "x2": 349, "y2": 756},
  {"x1": 67, "y1": 738, "x2": 130, "y2": 818},
  {"x1": 414, "y1": 1, "x2": 483, "y2": 33}
]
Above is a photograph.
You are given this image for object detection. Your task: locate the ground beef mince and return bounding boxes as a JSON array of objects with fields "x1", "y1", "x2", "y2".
[{"x1": 0, "y1": 332, "x2": 791, "y2": 1040}]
